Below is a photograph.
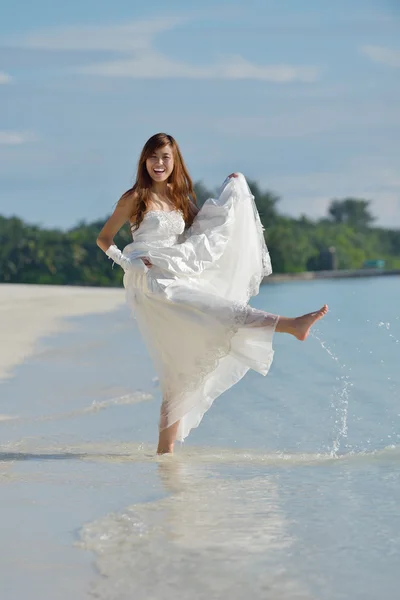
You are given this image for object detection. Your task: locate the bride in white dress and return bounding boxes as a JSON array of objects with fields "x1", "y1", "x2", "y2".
[{"x1": 97, "y1": 133, "x2": 328, "y2": 454}]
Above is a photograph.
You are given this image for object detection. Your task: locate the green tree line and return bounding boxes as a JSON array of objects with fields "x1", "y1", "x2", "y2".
[{"x1": 1, "y1": 180, "x2": 399, "y2": 285}]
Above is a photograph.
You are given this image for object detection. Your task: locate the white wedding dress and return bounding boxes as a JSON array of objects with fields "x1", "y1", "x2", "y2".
[{"x1": 120, "y1": 173, "x2": 278, "y2": 441}]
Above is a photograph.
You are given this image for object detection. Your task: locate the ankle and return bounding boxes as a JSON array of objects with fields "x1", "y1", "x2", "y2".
[
  {"x1": 275, "y1": 316, "x2": 296, "y2": 335},
  {"x1": 157, "y1": 444, "x2": 174, "y2": 455}
]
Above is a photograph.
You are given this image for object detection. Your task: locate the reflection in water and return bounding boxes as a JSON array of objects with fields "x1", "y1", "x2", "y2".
[
  {"x1": 79, "y1": 456, "x2": 314, "y2": 600},
  {"x1": 3, "y1": 437, "x2": 399, "y2": 598}
]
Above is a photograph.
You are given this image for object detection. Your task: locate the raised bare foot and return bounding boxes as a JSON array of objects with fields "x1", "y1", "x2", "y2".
[{"x1": 292, "y1": 304, "x2": 328, "y2": 341}]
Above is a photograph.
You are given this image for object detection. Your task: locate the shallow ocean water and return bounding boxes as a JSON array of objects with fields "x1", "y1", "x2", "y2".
[{"x1": 1, "y1": 276, "x2": 399, "y2": 599}]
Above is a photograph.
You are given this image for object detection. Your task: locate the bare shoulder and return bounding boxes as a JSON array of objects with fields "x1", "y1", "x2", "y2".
[
  {"x1": 117, "y1": 188, "x2": 137, "y2": 210},
  {"x1": 97, "y1": 188, "x2": 138, "y2": 246}
]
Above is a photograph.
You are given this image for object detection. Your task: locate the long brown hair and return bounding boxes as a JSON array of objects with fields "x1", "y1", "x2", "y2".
[{"x1": 122, "y1": 133, "x2": 198, "y2": 231}]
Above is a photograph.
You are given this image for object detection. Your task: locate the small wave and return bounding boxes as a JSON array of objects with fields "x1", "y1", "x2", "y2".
[
  {"x1": 0, "y1": 391, "x2": 152, "y2": 426},
  {"x1": 1, "y1": 438, "x2": 398, "y2": 467},
  {"x1": 0, "y1": 414, "x2": 19, "y2": 422},
  {"x1": 38, "y1": 390, "x2": 153, "y2": 422}
]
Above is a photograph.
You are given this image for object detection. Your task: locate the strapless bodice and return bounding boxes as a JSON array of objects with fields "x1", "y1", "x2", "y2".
[{"x1": 130, "y1": 210, "x2": 186, "y2": 248}]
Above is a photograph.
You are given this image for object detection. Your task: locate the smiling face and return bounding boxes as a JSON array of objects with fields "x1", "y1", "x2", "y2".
[
  {"x1": 145, "y1": 144, "x2": 174, "y2": 184},
  {"x1": 132, "y1": 132, "x2": 197, "y2": 228}
]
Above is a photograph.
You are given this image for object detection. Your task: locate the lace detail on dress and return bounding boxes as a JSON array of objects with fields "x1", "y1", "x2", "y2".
[
  {"x1": 143, "y1": 209, "x2": 184, "y2": 222},
  {"x1": 130, "y1": 209, "x2": 185, "y2": 248},
  {"x1": 131, "y1": 209, "x2": 184, "y2": 232}
]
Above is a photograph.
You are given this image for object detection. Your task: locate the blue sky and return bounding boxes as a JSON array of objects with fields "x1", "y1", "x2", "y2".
[{"x1": 1, "y1": 0, "x2": 399, "y2": 229}]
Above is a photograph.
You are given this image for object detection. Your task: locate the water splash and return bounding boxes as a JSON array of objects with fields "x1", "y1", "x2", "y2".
[
  {"x1": 377, "y1": 321, "x2": 400, "y2": 345},
  {"x1": 375, "y1": 321, "x2": 400, "y2": 443},
  {"x1": 311, "y1": 328, "x2": 353, "y2": 457}
]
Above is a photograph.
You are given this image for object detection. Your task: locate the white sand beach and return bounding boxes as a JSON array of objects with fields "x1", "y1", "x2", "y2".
[{"x1": 0, "y1": 284, "x2": 125, "y2": 383}]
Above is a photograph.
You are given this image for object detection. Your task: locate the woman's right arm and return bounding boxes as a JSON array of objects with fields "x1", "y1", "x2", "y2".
[
  {"x1": 96, "y1": 192, "x2": 152, "y2": 270},
  {"x1": 96, "y1": 192, "x2": 134, "y2": 252}
]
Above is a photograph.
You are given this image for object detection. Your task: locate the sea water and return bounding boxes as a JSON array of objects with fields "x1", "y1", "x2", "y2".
[{"x1": 0, "y1": 276, "x2": 399, "y2": 599}]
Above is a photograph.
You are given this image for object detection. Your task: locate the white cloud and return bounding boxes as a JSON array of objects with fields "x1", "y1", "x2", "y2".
[
  {"x1": 360, "y1": 45, "x2": 400, "y2": 68},
  {"x1": 0, "y1": 131, "x2": 36, "y2": 145},
  {"x1": 9, "y1": 17, "x2": 185, "y2": 52},
  {"x1": 9, "y1": 18, "x2": 319, "y2": 83},
  {"x1": 0, "y1": 72, "x2": 12, "y2": 84},
  {"x1": 76, "y1": 51, "x2": 318, "y2": 82}
]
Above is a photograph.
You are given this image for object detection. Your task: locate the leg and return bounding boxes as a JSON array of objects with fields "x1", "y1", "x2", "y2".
[
  {"x1": 275, "y1": 304, "x2": 328, "y2": 341},
  {"x1": 157, "y1": 397, "x2": 180, "y2": 454},
  {"x1": 157, "y1": 420, "x2": 180, "y2": 455}
]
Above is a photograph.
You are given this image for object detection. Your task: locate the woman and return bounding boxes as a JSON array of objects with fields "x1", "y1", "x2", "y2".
[{"x1": 97, "y1": 133, "x2": 328, "y2": 454}]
